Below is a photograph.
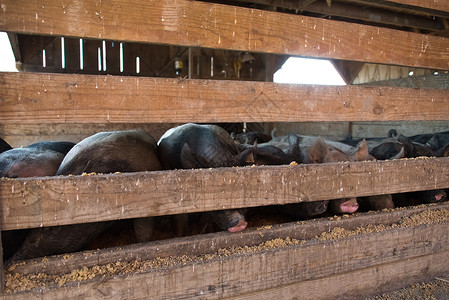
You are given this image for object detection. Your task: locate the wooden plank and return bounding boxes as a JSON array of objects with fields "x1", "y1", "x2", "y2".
[
  {"x1": 10, "y1": 202, "x2": 449, "y2": 276},
  {"x1": 232, "y1": 251, "x2": 449, "y2": 300},
  {"x1": 1, "y1": 157, "x2": 449, "y2": 231},
  {"x1": 3, "y1": 219, "x2": 449, "y2": 298},
  {"x1": 236, "y1": 0, "x2": 445, "y2": 31},
  {"x1": 1, "y1": 1, "x2": 448, "y2": 69},
  {"x1": 331, "y1": 60, "x2": 365, "y2": 84},
  {"x1": 348, "y1": 0, "x2": 449, "y2": 17},
  {"x1": 385, "y1": 0, "x2": 449, "y2": 13},
  {"x1": 0, "y1": 231, "x2": 4, "y2": 294},
  {"x1": 6, "y1": 33, "x2": 21, "y2": 64},
  {"x1": 2, "y1": 73, "x2": 449, "y2": 124}
]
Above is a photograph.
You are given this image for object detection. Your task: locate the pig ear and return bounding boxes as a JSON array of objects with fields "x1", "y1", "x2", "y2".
[
  {"x1": 387, "y1": 129, "x2": 398, "y2": 138},
  {"x1": 238, "y1": 148, "x2": 255, "y2": 165},
  {"x1": 287, "y1": 134, "x2": 300, "y2": 151},
  {"x1": 389, "y1": 147, "x2": 405, "y2": 160},
  {"x1": 180, "y1": 143, "x2": 212, "y2": 169},
  {"x1": 307, "y1": 138, "x2": 328, "y2": 163},
  {"x1": 287, "y1": 134, "x2": 301, "y2": 162},
  {"x1": 353, "y1": 139, "x2": 373, "y2": 161},
  {"x1": 397, "y1": 134, "x2": 414, "y2": 156}
]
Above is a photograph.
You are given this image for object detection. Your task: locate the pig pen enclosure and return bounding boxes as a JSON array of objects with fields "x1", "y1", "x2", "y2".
[{"x1": 1, "y1": 0, "x2": 449, "y2": 298}]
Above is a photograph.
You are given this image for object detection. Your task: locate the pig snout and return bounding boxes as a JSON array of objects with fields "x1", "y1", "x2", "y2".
[
  {"x1": 331, "y1": 198, "x2": 359, "y2": 214},
  {"x1": 435, "y1": 192, "x2": 446, "y2": 202},
  {"x1": 211, "y1": 210, "x2": 248, "y2": 233},
  {"x1": 423, "y1": 189, "x2": 447, "y2": 203},
  {"x1": 338, "y1": 198, "x2": 359, "y2": 214},
  {"x1": 227, "y1": 219, "x2": 248, "y2": 233}
]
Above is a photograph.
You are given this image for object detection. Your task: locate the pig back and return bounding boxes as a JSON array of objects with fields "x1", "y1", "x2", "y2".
[
  {"x1": 158, "y1": 123, "x2": 239, "y2": 170},
  {"x1": 57, "y1": 129, "x2": 161, "y2": 175}
]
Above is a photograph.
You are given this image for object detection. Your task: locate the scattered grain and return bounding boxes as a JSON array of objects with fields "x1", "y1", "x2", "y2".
[
  {"x1": 257, "y1": 225, "x2": 273, "y2": 230},
  {"x1": 316, "y1": 208, "x2": 449, "y2": 241},
  {"x1": 5, "y1": 237, "x2": 305, "y2": 293}
]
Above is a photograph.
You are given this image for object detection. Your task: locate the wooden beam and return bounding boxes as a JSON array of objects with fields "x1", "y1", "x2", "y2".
[
  {"x1": 1, "y1": 0, "x2": 448, "y2": 69},
  {"x1": 5, "y1": 33, "x2": 21, "y2": 64},
  {"x1": 0, "y1": 231, "x2": 4, "y2": 294},
  {"x1": 232, "y1": 251, "x2": 449, "y2": 299},
  {"x1": 9, "y1": 202, "x2": 449, "y2": 276},
  {"x1": 383, "y1": 0, "x2": 449, "y2": 13},
  {"x1": 347, "y1": 0, "x2": 449, "y2": 17},
  {"x1": 331, "y1": 60, "x2": 365, "y2": 84},
  {"x1": 2, "y1": 72, "x2": 449, "y2": 124},
  {"x1": 235, "y1": 0, "x2": 444, "y2": 31},
  {"x1": 3, "y1": 216, "x2": 449, "y2": 298},
  {"x1": 1, "y1": 157, "x2": 449, "y2": 231}
]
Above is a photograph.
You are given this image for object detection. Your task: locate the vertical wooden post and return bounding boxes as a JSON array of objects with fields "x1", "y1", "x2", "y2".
[{"x1": 0, "y1": 230, "x2": 5, "y2": 293}]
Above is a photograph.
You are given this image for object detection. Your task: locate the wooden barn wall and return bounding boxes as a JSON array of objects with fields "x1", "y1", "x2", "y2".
[
  {"x1": 1, "y1": 0, "x2": 448, "y2": 69},
  {"x1": 1, "y1": 0, "x2": 449, "y2": 297},
  {"x1": 1, "y1": 0, "x2": 449, "y2": 145},
  {"x1": 0, "y1": 0, "x2": 448, "y2": 221}
]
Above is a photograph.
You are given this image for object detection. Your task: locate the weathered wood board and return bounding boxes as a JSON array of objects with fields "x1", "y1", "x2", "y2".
[
  {"x1": 10, "y1": 202, "x2": 449, "y2": 277},
  {"x1": 1, "y1": 0, "x2": 448, "y2": 69},
  {"x1": 2, "y1": 73, "x2": 449, "y2": 124},
  {"x1": 386, "y1": 0, "x2": 449, "y2": 13},
  {"x1": 1, "y1": 157, "x2": 448, "y2": 231},
  {"x1": 3, "y1": 207, "x2": 448, "y2": 299},
  {"x1": 232, "y1": 251, "x2": 449, "y2": 300}
]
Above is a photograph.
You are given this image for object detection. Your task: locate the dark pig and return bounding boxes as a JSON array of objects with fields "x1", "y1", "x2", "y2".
[
  {"x1": 0, "y1": 141, "x2": 73, "y2": 260},
  {"x1": 393, "y1": 189, "x2": 447, "y2": 207},
  {"x1": 344, "y1": 139, "x2": 397, "y2": 212},
  {"x1": 358, "y1": 195, "x2": 395, "y2": 211},
  {"x1": 57, "y1": 130, "x2": 160, "y2": 175},
  {"x1": 0, "y1": 142, "x2": 72, "y2": 178},
  {"x1": 158, "y1": 124, "x2": 249, "y2": 233},
  {"x1": 397, "y1": 134, "x2": 438, "y2": 158},
  {"x1": 244, "y1": 134, "x2": 301, "y2": 165},
  {"x1": 339, "y1": 133, "x2": 405, "y2": 160},
  {"x1": 409, "y1": 131, "x2": 449, "y2": 151},
  {"x1": 280, "y1": 137, "x2": 360, "y2": 219},
  {"x1": 10, "y1": 130, "x2": 162, "y2": 262},
  {"x1": 27, "y1": 141, "x2": 75, "y2": 155},
  {"x1": 232, "y1": 131, "x2": 272, "y2": 148},
  {"x1": 158, "y1": 123, "x2": 258, "y2": 169},
  {"x1": 57, "y1": 129, "x2": 161, "y2": 244}
]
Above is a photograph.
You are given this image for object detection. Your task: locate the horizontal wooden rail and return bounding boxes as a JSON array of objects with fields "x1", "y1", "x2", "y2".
[
  {"x1": 1, "y1": 157, "x2": 448, "y2": 231},
  {"x1": 1, "y1": 72, "x2": 449, "y2": 124},
  {"x1": 386, "y1": 0, "x2": 449, "y2": 13},
  {"x1": 4, "y1": 215, "x2": 449, "y2": 298},
  {"x1": 10, "y1": 202, "x2": 449, "y2": 277},
  {"x1": 0, "y1": 0, "x2": 448, "y2": 69}
]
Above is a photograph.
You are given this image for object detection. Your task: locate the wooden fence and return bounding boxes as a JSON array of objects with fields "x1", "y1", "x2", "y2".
[{"x1": 0, "y1": 0, "x2": 449, "y2": 298}]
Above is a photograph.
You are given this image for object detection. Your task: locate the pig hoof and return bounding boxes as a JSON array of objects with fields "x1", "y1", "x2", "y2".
[{"x1": 228, "y1": 220, "x2": 248, "y2": 233}]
